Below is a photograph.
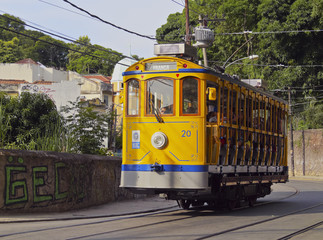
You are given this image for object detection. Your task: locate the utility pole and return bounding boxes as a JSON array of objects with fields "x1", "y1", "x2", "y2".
[
  {"x1": 302, "y1": 115, "x2": 306, "y2": 176},
  {"x1": 288, "y1": 87, "x2": 295, "y2": 176},
  {"x1": 185, "y1": 0, "x2": 190, "y2": 45}
]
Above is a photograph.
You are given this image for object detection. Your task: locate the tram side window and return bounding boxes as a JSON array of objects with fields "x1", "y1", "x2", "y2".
[
  {"x1": 232, "y1": 89, "x2": 237, "y2": 125},
  {"x1": 278, "y1": 107, "x2": 282, "y2": 134},
  {"x1": 182, "y1": 78, "x2": 198, "y2": 114},
  {"x1": 246, "y1": 95, "x2": 253, "y2": 128},
  {"x1": 239, "y1": 92, "x2": 245, "y2": 126},
  {"x1": 260, "y1": 100, "x2": 265, "y2": 130},
  {"x1": 146, "y1": 78, "x2": 174, "y2": 115},
  {"x1": 272, "y1": 104, "x2": 277, "y2": 133},
  {"x1": 221, "y1": 86, "x2": 228, "y2": 122},
  {"x1": 253, "y1": 98, "x2": 259, "y2": 129},
  {"x1": 282, "y1": 109, "x2": 287, "y2": 135},
  {"x1": 206, "y1": 81, "x2": 219, "y2": 122},
  {"x1": 266, "y1": 101, "x2": 271, "y2": 132},
  {"x1": 127, "y1": 79, "x2": 140, "y2": 116}
]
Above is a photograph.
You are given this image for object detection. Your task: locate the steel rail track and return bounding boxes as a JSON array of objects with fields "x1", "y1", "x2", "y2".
[
  {"x1": 196, "y1": 202, "x2": 323, "y2": 240},
  {"x1": 277, "y1": 220, "x2": 323, "y2": 240}
]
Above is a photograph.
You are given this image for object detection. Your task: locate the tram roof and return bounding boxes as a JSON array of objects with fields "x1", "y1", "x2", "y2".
[{"x1": 123, "y1": 56, "x2": 288, "y2": 105}]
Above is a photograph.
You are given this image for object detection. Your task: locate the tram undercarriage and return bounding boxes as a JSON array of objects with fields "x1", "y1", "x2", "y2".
[{"x1": 161, "y1": 172, "x2": 288, "y2": 210}]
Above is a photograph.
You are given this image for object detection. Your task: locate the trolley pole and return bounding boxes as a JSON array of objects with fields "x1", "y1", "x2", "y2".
[
  {"x1": 185, "y1": 0, "x2": 190, "y2": 45},
  {"x1": 288, "y1": 87, "x2": 295, "y2": 176},
  {"x1": 198, "y1": 15, "x2": 208, "y2": 67}
]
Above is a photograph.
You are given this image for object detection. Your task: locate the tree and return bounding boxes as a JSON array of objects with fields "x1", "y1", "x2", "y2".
[
  {"x1": 61, "y1": 100, "x2": 113, "y2": 155},
  {"x1": 0, "y1": 37, "x2": 23, "y2": 62},
  {"x1": 31, "y1": 35, "x2": 68, "y2": 69},
  {"x1": 67, "y1": 36, "x2": 122, "y2": 75},
  {"x1": 156, "y1": 12, "x2": 188, "y2": 43},
  {"x1": 0, "y1": 92, "x2": 62, "y2": 149}
]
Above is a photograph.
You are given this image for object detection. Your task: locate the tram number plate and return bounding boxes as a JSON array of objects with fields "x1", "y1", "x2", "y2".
[{"x1": 181, "y1": 130, "x2": 192, "y2": 137}]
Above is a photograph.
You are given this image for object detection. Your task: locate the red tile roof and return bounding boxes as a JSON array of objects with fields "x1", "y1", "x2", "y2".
[
  {"x1": 83, "y1": 74, "x2": 112, "y2": 84},
  {"x1": 33, "y1": 81, "x2": 54, "y2": 85},
  {"x1": 15, "y1": 58, "x2": 39, "y2": 65},
  {"x1": 0, "y1": 79, "x2": 29, "y2": 85}
]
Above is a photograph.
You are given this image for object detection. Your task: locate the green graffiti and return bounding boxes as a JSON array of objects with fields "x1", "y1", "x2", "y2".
[
  {"x1": 55, "y1": 162, "x2": 67, "y2": 200},
  {"x1": 8, "y1": 156, "x2": 13, "y2": 163},
  {"x1": 33, "y1": 167, "x2": 53, "y2": 203},
  {"x1": 5, "y1": 166, "x2": 28, "y2": 205},
  {"x1": 18, "y1": 157, "x2": 24, "y2": 164}
]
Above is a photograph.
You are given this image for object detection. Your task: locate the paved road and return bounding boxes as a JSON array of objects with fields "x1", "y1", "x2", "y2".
[{"x1": 1, "y1": 177, "x2": 323, "y2": 239}]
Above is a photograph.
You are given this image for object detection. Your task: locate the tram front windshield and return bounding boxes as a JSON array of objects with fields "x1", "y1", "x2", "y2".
[{"x1": 146, "y1": 78, "x2": 174, "y2": 115}]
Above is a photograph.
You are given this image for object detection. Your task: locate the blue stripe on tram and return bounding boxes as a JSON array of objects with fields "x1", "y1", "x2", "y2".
[{"x1": 121, "y1": 164, "x2": 208, "y2": 172}]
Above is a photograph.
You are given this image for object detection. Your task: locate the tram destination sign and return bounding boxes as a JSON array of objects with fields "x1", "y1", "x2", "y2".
[{"x1": 145, "y1": 62, "x2": 177, "y2": 71}]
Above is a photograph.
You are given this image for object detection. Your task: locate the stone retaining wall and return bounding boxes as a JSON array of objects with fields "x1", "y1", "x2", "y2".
[
  {"x1": 288, "y1": 129, "x2": 323, "y2": 177},
  {"x1": 0, "y1": 149, "x2": 135, "y2": 213}
]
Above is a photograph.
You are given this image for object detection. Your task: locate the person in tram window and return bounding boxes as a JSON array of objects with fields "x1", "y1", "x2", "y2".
[
  {"x1": 219, "y1": 127, "x2": 227, "y2": 165},
  {"x1": 237, "y1": 136, "x2": 244, "y2": 165},
  {"x1": 208, "y1": 107, "x2": 218, "y2": 123}
]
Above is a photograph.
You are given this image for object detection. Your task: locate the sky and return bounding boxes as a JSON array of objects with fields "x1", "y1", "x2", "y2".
[{"x1": 1, "y1": 0, "x2": 184, "y2": 59}]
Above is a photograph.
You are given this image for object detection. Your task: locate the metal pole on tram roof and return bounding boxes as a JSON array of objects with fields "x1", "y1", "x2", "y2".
[{"x1": 199, "y1": 15, "x2": 208, "y2": 67}]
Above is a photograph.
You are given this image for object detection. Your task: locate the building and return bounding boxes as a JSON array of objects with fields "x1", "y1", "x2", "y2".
[{"x1": 0, "y1": 59, "x2": 114, "y2": 111}]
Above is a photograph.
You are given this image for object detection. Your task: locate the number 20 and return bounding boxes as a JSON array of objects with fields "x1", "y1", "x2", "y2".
[{"x1": 181, "y1": 130, "x2": 191, "y2": 137}]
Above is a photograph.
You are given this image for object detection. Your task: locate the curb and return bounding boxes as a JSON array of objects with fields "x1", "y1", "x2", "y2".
[{"x1": 0, "y1": 205, "x2": 179, "y2": 224}]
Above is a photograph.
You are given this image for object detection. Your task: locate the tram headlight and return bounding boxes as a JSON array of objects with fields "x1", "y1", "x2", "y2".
[{"x1": 151, "y1": 132, "x2": 168, "y2": 149}]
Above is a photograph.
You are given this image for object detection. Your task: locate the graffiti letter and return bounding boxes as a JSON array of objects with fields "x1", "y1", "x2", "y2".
[
  {"x1": 5, "y1": 166, "x2": 28, "y2": 205},
  {"x1": 32, "y1": 167, "x2": 53, "y2": 203},
  {"x1": 55, "y1": 162, "x2": 67, "y2": 200}
]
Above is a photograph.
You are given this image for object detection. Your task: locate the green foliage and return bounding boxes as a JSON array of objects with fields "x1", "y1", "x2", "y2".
[
  {"x1": 66, "y1": 36, "x2": 122, "y2": 75},
  {"x1": 156, "y1": 13, "x2": 188, "y2": 43},
  {"x1": 0, "y1": 37, "x2": 23, "y2": 62},
  {"x1": 0, "y1": 92, "x2": 65, "y2": 150},
  {"x1": 61, "y1": 100, "x2": 114, "y2": 155},
  {"x1": 1, "y1": 93, "x2": 114, "y2": 155}
]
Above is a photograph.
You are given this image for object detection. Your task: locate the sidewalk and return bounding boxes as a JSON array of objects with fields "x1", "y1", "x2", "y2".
[
  {"x1": 0, "y1": 196, "x2": 178, "y2": 223},
  {"x1": 289, "y1": 175, "x2": 323, "y2": 181}
]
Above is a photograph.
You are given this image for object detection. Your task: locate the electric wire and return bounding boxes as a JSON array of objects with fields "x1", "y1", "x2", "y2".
[
  {"x1": 0, "y1": 25, "x2": 130, "y2": 68},
  {"x1": 0, "y1": 9, "x2": 77, "y2": 42},
  {"x1": 62, "y1": 0, "x2": 156, "y2": 40},
  {"x1": 170, "y1": 0, "x2": 200, "y2": 15},
  {"x1": 217, "y1": 29, "x2": 323, "y2": 35},
  {"x1": 0, "y1": 13, "x2": 135, "y2": 61}
]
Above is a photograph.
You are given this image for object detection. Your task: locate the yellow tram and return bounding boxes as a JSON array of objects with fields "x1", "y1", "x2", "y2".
[{"x1": 120, "y1": 45, "x2": 288, "y2": 209}]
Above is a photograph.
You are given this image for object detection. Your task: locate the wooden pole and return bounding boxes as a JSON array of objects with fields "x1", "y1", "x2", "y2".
[
  {"x1": 185, "y1": 0, "x2": 190, "y2": 45},
  {"x1": 288, "y1": 87, "x2": 295, "y2": 176}
]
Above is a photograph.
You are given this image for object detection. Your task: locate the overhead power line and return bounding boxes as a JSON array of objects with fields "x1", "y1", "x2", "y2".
[
  {"x1": 217, "y1": 29, "x2": 323, "y2": 36},
  {"x1": 0, "y1": 13, "x2": 134, "y2": 61},
  {"x1": 170, "y1": 0, "x2": 200, "y2": 15},
  {"x1": 0, "y1": 25, "x2": 130, "y2": 68},
  {"x1": 62, "y1": 0, "x2": 156, "y2": 40}
]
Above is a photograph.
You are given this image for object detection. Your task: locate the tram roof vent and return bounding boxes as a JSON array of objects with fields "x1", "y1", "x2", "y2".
[
  {"x1": 154, "y1": 43, "x2": 197, "y2": 61},
  {"x1": 242, "y1": 79, "x2": 267, "y2": 89}
]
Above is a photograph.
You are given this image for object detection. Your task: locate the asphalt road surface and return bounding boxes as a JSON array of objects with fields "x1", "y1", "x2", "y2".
[{"x1": 1, "y1": 178, "x2": 323, "y2": 240}]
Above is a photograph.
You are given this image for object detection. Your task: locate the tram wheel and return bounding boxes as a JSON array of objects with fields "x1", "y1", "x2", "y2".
[
  {"x1": 179, "y1": 199, "x2": 191, "y2": 210},
  {"x1": 227, "y1": 200, "x2": 237, "y2": 210},
  {"x1": 248, "y1": 196, "x2": 257, "y2": 207}
]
